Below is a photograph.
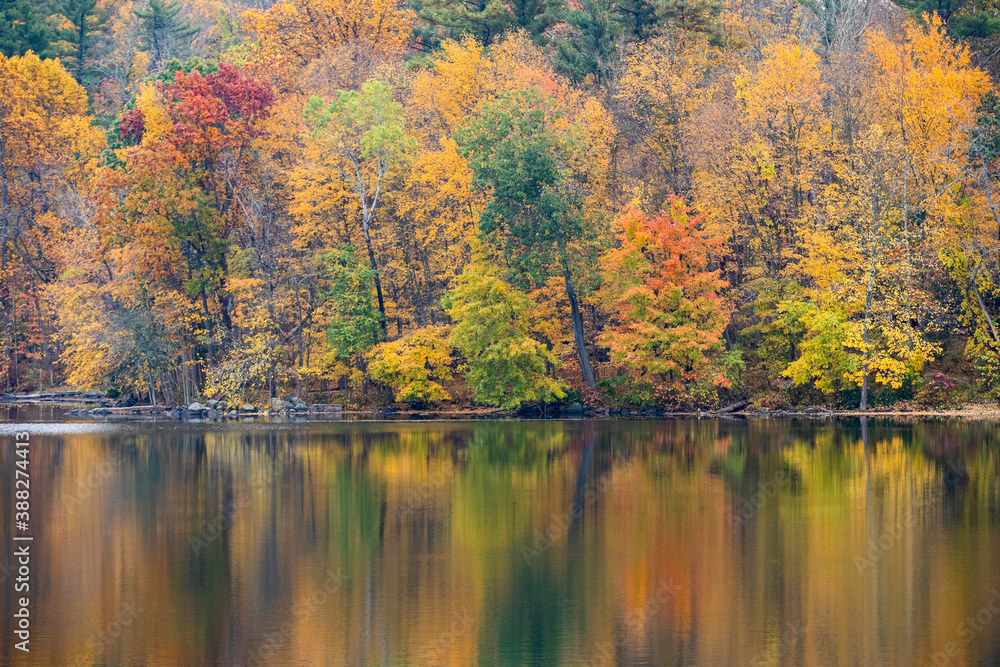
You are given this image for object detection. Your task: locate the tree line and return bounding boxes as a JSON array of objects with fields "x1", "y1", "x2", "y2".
[{"x1": 3, "y1": 0, "x2": 1000, "y2": 410}]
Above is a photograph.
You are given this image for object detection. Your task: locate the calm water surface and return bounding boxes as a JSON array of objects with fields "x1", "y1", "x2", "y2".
[{"x1": 2, "y1": 415, "x2": 1000, "y2": 666}]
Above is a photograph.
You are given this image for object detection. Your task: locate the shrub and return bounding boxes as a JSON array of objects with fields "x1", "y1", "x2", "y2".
[{"x1": 367, "y1": 326, "x2": 456, "y2": 404}]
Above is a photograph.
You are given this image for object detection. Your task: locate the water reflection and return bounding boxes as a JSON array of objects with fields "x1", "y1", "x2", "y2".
[{"x1": 1, "y1": 418, "x2": 1000, "y2": 665}]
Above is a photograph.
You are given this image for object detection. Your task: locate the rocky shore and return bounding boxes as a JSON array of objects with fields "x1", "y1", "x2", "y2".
[{"x1": 64, "y1": 396, "x2": 346, "y2": 419}]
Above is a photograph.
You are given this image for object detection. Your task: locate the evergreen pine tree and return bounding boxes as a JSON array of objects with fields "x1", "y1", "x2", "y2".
[
  {"x1": 415, "y1": 0, "x2": 513, "y2": 45},
  {"x1": 0, "y1": 0, "x2": 53, "y2": 57},
  {"x1": 554, "y1": 0, "x2": 622, "y2": 84},
  {"x1": 891, "y1": 0, "x2": 1000, "y2": 38},
  {"x1": 656, "y1": 0, "x2": 724, "y2": 44},
  {"x1": 58, "y1": 0, "x2": 107, "y2": 84},
  {"x1": 510, "y1": 0, "x2": 562, "y2": 39},
  {"x1": 135, "y1": 0, "x2": 198, "y2": 69},
  {"x1": 614, "y1": 0, "x2": 659, "y2": 39}
]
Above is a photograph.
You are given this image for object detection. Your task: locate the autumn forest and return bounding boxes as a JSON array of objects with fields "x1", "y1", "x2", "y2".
[{"x1": 3, "y1": 0, "x2": 1000, "y2": 411}]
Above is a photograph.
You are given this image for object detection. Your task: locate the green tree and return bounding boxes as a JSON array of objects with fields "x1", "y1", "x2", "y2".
[
  {"x1": 135, "y1": 0, "x2": 199, "y2": 69},
  {"x1": 510, "y1": 0, "x2": 562, "y2": 37},
  {"x1": 455, "y1": 88, "x2": 599, "y2": 393},
  {"x1": 57, "y1": 0, "x2": 107, "y2": 84},
  {"x1": 615, "y1": 0, "x2": 659, "y2": 39},
  {"x1": 445, "y1": 266, "x2": 567, "y2": 409},
  {"x1": 0, "y1": 0, "x2": 53, "y2": 57},
  {"x1": 322, "y1": 246, "x2": 384, "y2": 361},
  {"x1": 892, "y1": 0, "x2": 1000, "y2": 38},
  {"x1": 656, "y1": 0, "x2": 724, "y2": 43},
  {"x1": 554, "y1": 0, "x2": 622, "y2": 84},
  {"x1": 414, "y1": 0, "x2": 513, "y2": 45}
]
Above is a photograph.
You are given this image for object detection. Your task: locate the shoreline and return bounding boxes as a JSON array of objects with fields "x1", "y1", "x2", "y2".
[{"x1": 4, "y1": 396, "x2": 1000, "y2": 421}]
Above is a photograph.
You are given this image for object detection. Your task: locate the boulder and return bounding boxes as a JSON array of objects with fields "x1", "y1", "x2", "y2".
[
  {"x1": 188, "y1": 402, "x2": 207, "y2": 412},
  {"x1": 241, "y1": 403, "x2": 256, "y2": 412},
  {"x1": 270, "y1": 397, "x2": 285, "y2": 409},
  {"x1": 566, "y1": 402, "x2": 585, "y2": 415}
]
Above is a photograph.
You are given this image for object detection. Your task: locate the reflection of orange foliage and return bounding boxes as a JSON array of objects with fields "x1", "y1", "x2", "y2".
[{"x1": 27, "y1": 421, "x2": 1000, "y2": 665}]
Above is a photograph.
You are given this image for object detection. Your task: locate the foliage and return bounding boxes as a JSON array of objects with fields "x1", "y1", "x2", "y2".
[
  {"x1": 0, "y1": 51, "x2": 103, "y2": 392},
  {"x1": 456, "y1": 86, "x2": 600, "y2": 391},
  {"x1": 554, "y1": 0, "x2": 622, "y2": 84},
  {"x1": 445, "y1": 266, "x2": 567, "y2": 409},
  {"x1": 3, "y1": 0, "x2": 1000, "y2": 411},
  {"x1": 782, "y1": 304, "x2": 860, "y2": 394},
  {"x1": 55, "y1": 0, "x2": 109, "y2": 84},
  {"x1": 368, "y1": 326, "x2": 457, "y2": 403},
  {"x1": 322, "y1": 246, "x2": 383, "y2": 359},
  {"x1": 206, "y1": 309, "x2": 284, "y2": 404},
  {"x1": 243, "y1": 0, "x2": 415, "y2": 64},
  {"x1": 0, "y1": 0, "x2": 54, "y2": 57},
  {"x1": 456, "y1": 88, "x2": 584, "y2": 284},
  {"x1": 303, "y1": 79, "x2": 415, "y2": 333},
  {"x1": 914, "y1": 370, "x2": 963, "y2": 407},
  {"x1": 414, "y1": 0, "x2": 513, "y2": 45},
  {"x1": 974, "y1": 332, "x2": 1000, "y2": 399},
  {"x1": 598, "y1": 200, "x2": 730, "y2": 408},
  {"x1": 135, "y1": 0, "x2": 198, "y2": 68}
]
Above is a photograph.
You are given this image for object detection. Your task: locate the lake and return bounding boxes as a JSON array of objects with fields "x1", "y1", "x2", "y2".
[{"x1": 2, "y1": 415, "x2": 1000, "y2": 666}]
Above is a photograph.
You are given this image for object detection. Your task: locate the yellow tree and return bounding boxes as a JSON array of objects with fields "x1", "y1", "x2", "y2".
[
  {"x1": 732, "y1": 38, "x2": 831, "y2": 255},
  {"x1": 0, "y1": 52, "x2": 103, "y2": 391},
  {"x1": 615, "y1": 34, "x2": 714, "y2": 201},
  {"x1": 302, "y1": 79, "x2": 415, "y2": 338},
  {"x1": 866, "y1": 14, "x2": 990, "y2": 328},
  {"x1": 242, "y1": 0, "x2": 414, "y2": 66},
  {"x1": 784, "y1": 125, "x2": 939, "y2": 409}
]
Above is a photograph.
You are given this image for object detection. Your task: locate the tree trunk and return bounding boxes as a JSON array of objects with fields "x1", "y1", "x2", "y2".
[
  {"x1": 1, "y1": 134, "x2": 10, "y2": 392},
  {"x1": 199, "y1": 289, "x2": 215, "y2": 376},
  {"x1": 564, "y1": 270, "x2": 597, "y2": 393},
  {"x1": 973, "y1": 279, "x2": 1000, "y2": 343},
  {"x1": 361, "y1": 223, "x2": 388, "y2": 339},
  {"x1": 860, "y1": 280, "x2": 873, "y2": 412}
]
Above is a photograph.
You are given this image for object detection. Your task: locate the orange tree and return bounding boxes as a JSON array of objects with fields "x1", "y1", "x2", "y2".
[{"x1": 598, "y1": 199, "x2": 732, "y2": 407}]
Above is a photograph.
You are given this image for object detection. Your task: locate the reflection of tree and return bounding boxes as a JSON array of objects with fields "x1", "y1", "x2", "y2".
[{"x1": 19, "y1": 419, "x2": 1000, "y2": 666}]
